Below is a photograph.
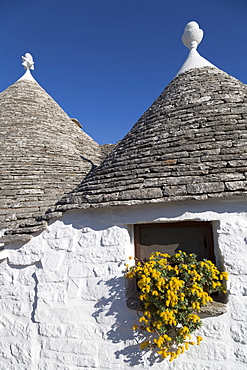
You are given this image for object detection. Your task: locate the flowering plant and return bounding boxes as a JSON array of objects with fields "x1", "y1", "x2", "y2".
[{"x1": 125, "y1": 251, "x2": 228, "y2": 362}]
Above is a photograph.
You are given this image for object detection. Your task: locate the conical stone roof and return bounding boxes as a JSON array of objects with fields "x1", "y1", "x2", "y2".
[
  {"x1": 54, "y1": 65, "x2": 247, "y2": 211},
  {"x1": 0, "y1": 76, "x2": 102, "y2": 245}
]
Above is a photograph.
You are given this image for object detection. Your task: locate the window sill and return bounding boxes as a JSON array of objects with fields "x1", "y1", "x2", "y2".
[{"x1": 126, "y1": 292, "x2": 227, "y2": 317}]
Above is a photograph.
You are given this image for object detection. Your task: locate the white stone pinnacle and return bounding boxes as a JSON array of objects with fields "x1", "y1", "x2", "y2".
[
  {"x1": 22, "y1": 53, "x2": 35, "y2": 70},
  {"x1": 17, "y1": 52, "x2": 37, "y2": 83},
  {"x1": 182, "y1": 21, "x2": 204, "y2": 50},
  {"x1": 176, "y1": 21, "x2": 217, "y2": 77}
]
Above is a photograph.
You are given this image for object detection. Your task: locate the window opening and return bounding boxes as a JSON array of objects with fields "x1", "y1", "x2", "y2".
[{"x1": 134, "y1": 221, "x2": 215, "y2": 262}]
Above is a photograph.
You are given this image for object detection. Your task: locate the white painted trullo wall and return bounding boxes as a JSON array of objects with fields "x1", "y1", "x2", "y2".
[{"x1": 1, "y1": 197, "x2": 247, "y2": 369}]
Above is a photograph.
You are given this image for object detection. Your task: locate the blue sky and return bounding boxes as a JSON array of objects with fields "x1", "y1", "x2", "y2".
[{"x1": 1, "y1": 0, "x2": 247, "y2": 144}]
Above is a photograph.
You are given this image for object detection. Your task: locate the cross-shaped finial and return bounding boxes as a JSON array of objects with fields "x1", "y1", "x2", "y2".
[{"x1": 22, "y1": 53, "x2": 34, "y2": 71}]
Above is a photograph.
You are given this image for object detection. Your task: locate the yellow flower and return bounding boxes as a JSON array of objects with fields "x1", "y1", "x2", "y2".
[
  {"x1": 176, "y1": 348, "x2": 181, "y2": 356},
  {"x1": 153, "y1": 321, "x2": 162, "y2": 329},
  {"x1": 125, "y1": 271, "x2": 134, "y2": 278},
  {"x1": 139, "y1": 294, "x2": 147, "y2": 301},
  {"x1": 157, "y1": 349, "x2": 168, "y2": 358},
  {"x1": 179, "y1": 326, "x2": 190, "y2": 336},
  {"x1": 144, "y1": 310, "x2": 151, "y2": 319},
  {"x1": 221, "y1": 271, "x2": 228, "y2": 281},
  {"x1": 139, "y1": 316, "x2": 149, "y2": 324},
  {"x1": 140, "y1": 340, "x2": 150, "y2": 350},
  {"x1": 152, "y1": 290, "x2": 159, "y2": 296},
  {"x1": 163, "y1": 334, "x2": 172, "y2": 342}
]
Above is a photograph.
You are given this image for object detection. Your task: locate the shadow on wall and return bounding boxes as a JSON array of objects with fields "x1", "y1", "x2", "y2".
[{"x1": 93, "y1": 276, "x2": 163, "y2": 367}]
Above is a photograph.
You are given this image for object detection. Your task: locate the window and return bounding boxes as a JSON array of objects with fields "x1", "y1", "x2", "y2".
[{"x1": 134, "y1": 221, "x2": 215, "y2": 262}]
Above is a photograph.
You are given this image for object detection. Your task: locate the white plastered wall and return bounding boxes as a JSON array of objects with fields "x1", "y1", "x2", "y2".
[{"x1": 1, "y1": 197, "x2": 247, "y2": 369}]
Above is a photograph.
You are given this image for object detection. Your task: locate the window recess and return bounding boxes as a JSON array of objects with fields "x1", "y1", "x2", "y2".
[{"x1": 134, "y1": 221, "x2": 215, "y2": 262}]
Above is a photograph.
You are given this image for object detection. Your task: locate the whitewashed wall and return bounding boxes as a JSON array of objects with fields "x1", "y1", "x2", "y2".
[{"x1": 1, "y1": 197, "x2": 247, "y2": 370}]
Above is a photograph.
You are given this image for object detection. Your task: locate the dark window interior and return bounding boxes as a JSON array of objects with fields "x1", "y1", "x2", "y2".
[{"x1": 134, "y1": 222, "x2": 215, "y2": 262}]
